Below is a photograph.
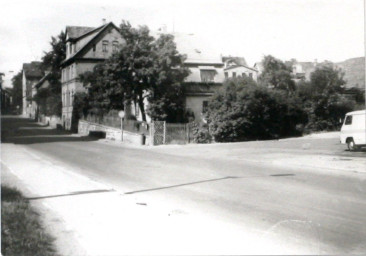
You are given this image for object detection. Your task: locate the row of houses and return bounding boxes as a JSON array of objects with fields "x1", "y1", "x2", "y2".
[
  {"x1": 22, "y1": 21, "x2": 260, "y2": 129},
  {"x1": 0, "y1": 73, "x2": 12, "y2": 113}
]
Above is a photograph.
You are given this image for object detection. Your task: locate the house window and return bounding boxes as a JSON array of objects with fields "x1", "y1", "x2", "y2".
[
  {"x1": 224, "y1": 72, "x2": 228, "y2": 79},
  {"x1": 232, "y1": 72, "x2": 236, "y2": 78},
  {"x1": 249, "y1": 73, "x2": 253, "y2": 79},
  {"x1": 242, "y1": 73, "x2": 246, "y2": 77},
  {"x1": 112, "y1": 41, "x2": 119, "y2": 52},
  {"x1": 71, "y1": 90, "x2": 74, "y2": 106},
  {"x1": 136, "y1": 104, "x2": 140, "y2": 117},
  {"x1": 102, "y1": 41, "x2": 108, "y2": 52},
  {"x1": 200, "y1": 70, "x2": 216, "y2": 82},
  {"x1": 202, "y1": 101, "x2": 208, "y2": 113},
  {"x1": 69, "y1": 44, "x2": 72, "y2": 54},
  {"x1": 93, "y1": 44, "x2": 96, "y2": 52}
]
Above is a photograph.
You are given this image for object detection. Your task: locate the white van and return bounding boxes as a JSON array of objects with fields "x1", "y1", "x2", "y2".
[{"x1": 340, "y1": 110, "x2": 366, "y2": 151}]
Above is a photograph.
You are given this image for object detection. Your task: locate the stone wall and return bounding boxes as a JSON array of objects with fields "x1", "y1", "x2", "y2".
[
  {"x1": 39, "y1": 115, "x2": 61, "y2": 129},
  {"x1": 78, "y1": 120, "x2": 149, "y2": 146}
]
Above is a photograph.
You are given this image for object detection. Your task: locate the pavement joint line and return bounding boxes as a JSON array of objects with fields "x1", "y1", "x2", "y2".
[{"x1": 26, "y1": 189, "x2": 116, "y2": 200}]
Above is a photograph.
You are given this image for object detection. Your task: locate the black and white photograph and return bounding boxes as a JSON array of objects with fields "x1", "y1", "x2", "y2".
[{"x1": 1, "y1": 0, "x2": 365, "y2": 255}]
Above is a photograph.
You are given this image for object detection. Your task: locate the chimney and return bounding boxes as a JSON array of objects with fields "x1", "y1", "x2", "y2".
[{"x1": 102, "y1": 18, "x2": 106, "y2": 25}]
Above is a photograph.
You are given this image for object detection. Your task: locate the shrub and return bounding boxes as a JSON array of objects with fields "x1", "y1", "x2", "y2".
[
  {"x1": 191, "y1": 123, "x2": 212, "y2": 144},
  {"x1": 206, "y1": 78, "x2": 307, "y2": 142}
]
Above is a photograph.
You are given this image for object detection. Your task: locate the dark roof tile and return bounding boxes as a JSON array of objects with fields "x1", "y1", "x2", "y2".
[{"x1": 66, "y1": 26, "x2": 96, "y2": 39}]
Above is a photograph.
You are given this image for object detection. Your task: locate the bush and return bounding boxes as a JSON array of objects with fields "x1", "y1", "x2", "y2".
[
  {"x1": 206, "y1": 78, "x2": 307, "y2": 142},
  {"x1": 191, "y1": 123, "x2": 212, "y2": 143}
]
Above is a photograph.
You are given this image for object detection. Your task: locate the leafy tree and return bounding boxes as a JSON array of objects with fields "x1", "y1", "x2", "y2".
[
  {"x1": 146, "y1": 33, "x2": 189, "y2": 122},
  {"x1": 11, "y1": 71, "x2": 23, "y2": 111},
  {"x1": 258, "y1": 55, "x2": 295, "y2": 93},
  {"x1": 81, "y1": 21, "x2": 189, "y2": 122},
  {"x1": 206, "y1": 77, "x2": 306, "y2": 142},
  {"x1": 294, "y1": 63, "x2": 355, "y2": 132},
  {"x1": 309, "y1": 63, "x2": 345, "y2": 95},
  {"x1": 71, "y1": 92, "x2": 90, "y2": 131},
  {"x1": 33, "y1": 31, "x2": 66, "y2": 117}
]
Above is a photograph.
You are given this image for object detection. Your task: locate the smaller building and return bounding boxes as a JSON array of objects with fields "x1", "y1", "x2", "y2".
[
  {"x1": 22, "y1": 61, "x2": 44, "y2": 118},
  {"x1": 1, "y1": 73, "x2": 13, "y2": 113},
  {"x1": 223, "y1": 56, "x2": 258, "y2": 82},
  {"x1": 285, "y1": 59, "x2": 318, "y2": 82}
]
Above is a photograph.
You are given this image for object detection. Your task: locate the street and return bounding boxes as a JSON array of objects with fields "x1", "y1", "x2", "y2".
[{"x1": 2, "y1": 116, "x2": 366, "y2": 255}]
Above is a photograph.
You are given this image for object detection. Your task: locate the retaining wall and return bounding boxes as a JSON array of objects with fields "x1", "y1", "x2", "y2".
[
  {"x1": 78, "y1": 120, "x2": 149, "y2": 146},
  {"x1": 39, "y1": 115, "x2": 61, "y2": 129}
]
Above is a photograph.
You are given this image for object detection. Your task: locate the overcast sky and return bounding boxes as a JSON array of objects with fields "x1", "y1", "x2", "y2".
[{"x1": 0, "y1": 0, "x2": 364, "y2": 87}]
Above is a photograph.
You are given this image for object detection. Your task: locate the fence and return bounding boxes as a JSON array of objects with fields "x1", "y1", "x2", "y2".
[
  {"x1": 150, "y1": 121, "x2": 192, "y2": 145},
  {"x1": 82, "y1": 114, "x2": 149, "y2": 135},
  {"x1": 81, "y1": 115, "x2": 193, "y2": 146}
]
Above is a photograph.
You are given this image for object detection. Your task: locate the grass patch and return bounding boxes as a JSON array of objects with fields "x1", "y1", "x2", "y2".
[{"x1": 1, "y1": 185, "x2": 57, "y2": 256}]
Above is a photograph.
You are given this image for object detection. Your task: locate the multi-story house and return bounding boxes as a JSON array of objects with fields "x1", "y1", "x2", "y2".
[
  {"x1": 22, "y1": 61, "x2": 44, "y2": 118},
  {"x1": 132, "y1": 32, "x2": 225, "y2": 124},
  {"x1": 222, "y1": 56, "x2": 258, "y2": 82},
  {"x1": 60, "y1": 22, "x2": 125, "y2": 130}
]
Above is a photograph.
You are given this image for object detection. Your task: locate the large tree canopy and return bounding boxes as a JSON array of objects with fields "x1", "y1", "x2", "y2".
[
  {"x1": 34, "y1": 31, "x2": 66, "y2": 117},
  {"x1": 11, "y1": 71, "x2": 23, "y2": 110},
  {"x1": 300, "y1": 63, "x2": 353, "y2": 131},
  {"x1": 206, "y1": 76, "x2": 307, "y2": 142},
  {"x1": 81, "y1": 21, "x2": 189, "y2": 122},
  {"x1": 258, "y1": 55, "x2": 295, "y2": 93}
]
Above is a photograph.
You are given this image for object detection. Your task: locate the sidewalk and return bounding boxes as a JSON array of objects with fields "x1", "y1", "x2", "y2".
[{"x1": 1, "y1": 142, "x2": 315, "y2": 255}]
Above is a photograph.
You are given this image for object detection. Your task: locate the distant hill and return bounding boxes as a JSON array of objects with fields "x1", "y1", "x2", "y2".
[{"x1": 336, "y1": 57, "x2": 365, "y2": 90}]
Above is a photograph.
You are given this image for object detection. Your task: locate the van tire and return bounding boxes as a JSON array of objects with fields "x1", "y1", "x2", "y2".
[{"x1": 347, "y1": 139, "x2": 358, "y2": 151}]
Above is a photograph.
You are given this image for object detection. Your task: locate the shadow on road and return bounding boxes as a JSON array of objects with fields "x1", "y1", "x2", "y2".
[
  {"x1": 1, "y1": 116, "x2": 100, "y2": 145},
  {"x1": 124, "y1": 173, "x2": 295, "y2": 195},
  {"x1": 26, "y1": 189, "x2": 115, "y2": 200}
]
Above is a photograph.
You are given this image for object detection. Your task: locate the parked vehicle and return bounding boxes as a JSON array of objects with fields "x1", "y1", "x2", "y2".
[{"x1": 340, "y1": 110, "x2": 366, "y2": 151}]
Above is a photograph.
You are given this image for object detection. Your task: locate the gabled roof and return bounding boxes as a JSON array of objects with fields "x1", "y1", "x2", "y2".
[
  {"x1": 224, "y1": 64, "x2": 258, "y2": 72},
  {"x1": 222, "y1": 56, "x2": 248, "y2": 67},
  {"x1": 66, "y1": 26, "x2": 96, "y2": 40},
  {"x1": 23, "y1": 61, "x2": 44, "y2": 79},
  {"x1": 152, "y1": 32, "x2": 223, "y2": 65},
  {"x1": 61, "y1": 22, "x2": 120, "y2": 66},
  {"x1": 34, "y1": 72, "x2": 51, "y2": 89}
]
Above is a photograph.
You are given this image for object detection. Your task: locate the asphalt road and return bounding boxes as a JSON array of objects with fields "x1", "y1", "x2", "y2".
[{"x1": 2, "y1": 116, "x2": 366, "y2": 254}]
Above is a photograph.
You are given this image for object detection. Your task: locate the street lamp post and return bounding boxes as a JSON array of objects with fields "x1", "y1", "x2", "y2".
[{"x1": 118, "y1": 110, "x2": 125, "y2": 141}]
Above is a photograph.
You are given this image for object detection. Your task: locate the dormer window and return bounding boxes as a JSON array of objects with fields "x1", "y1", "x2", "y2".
[{"x1": 102, "y1": 41, "x2": 108, "y2": 52}]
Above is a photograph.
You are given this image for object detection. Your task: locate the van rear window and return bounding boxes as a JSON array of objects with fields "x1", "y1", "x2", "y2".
[{"x1": 345, "y1": 115, "x2": 352, "y2": 125}]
